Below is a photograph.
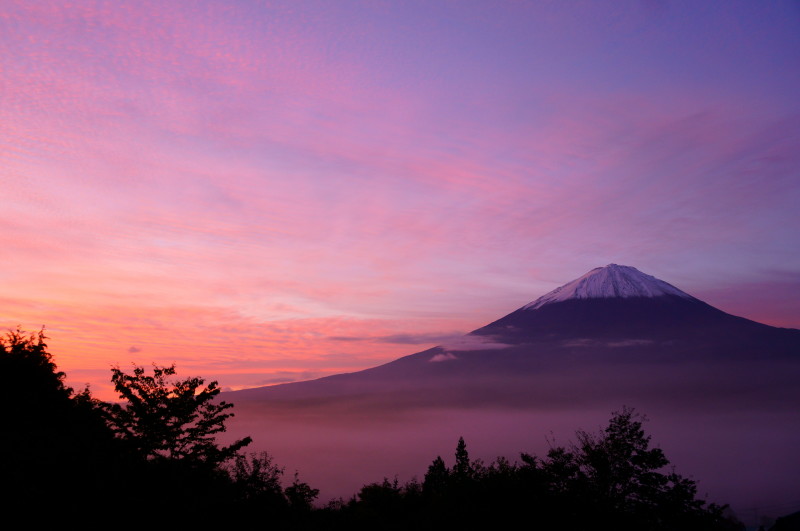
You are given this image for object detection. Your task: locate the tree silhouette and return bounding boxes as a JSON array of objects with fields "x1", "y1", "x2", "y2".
[
  {"x1": 534, "y1": 406, "x2": 732, "y2": 530},
  {"x1": 573, "y1": 406, "x2": 672, "y2": 515},
  {"x1": 453, "y1": 436, "x2": 472, "y2": 479},
  {"x1": 1, "y1": 328, "x2": 69, "y2": 496},
  {"x1": 286, "y1": 471, "x2": 321, "y2": 511},
  {"x1": 229, "y1": 451, "x2": 285, "y2": 502},
  {"x1": 104, "y1": 363, "x2": 251, "y2": 466},
  {"x1": 0, "y1": 328, "x2": 123, "y2": 518},
  {"x1": 1, "y1": 327, "x2": 69, "y2": 405},
  {"x1": 423, "y1": 455, "x2": 449, "y2": 497}
]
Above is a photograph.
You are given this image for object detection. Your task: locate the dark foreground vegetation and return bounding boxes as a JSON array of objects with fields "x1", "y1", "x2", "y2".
[{"x1": 2, "y1": 328, "x2": 747, "y2": 529}]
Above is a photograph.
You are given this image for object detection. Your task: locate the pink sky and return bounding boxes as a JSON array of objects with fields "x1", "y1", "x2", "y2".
[{"x1": 2, "y1": 1, "x2": 799, "y2": 399}]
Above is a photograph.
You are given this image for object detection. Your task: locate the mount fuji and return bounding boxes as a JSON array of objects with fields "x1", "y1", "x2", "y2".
[{"x1": 231, "y1": 264, "x2": 800, "y2": 409}]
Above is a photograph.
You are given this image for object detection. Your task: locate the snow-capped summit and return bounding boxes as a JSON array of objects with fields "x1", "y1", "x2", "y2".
[{"x1": 522, "y1": 264, "x2": 693, "y2": 310}]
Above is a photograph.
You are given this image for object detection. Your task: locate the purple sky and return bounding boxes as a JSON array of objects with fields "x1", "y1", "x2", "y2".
[{"x1": 2, "y1": 0, "x2": 799, "y2": 398}]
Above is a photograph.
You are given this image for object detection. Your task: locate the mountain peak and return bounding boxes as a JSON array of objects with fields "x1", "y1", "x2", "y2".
[{"x1": 522, "y1": 264, "x2": 693, "y2": 310}]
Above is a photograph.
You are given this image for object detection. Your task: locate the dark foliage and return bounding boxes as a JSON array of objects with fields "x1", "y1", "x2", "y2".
[
  {"x1": 329, "y1": 407, "x2": 744, "y2": 531},
  {"x1": 224, "y1": 451, "x2": 319, "y2": 524},
  {"x1": 0, "y1": 328, "x2": 123, "y2": 517},
  {"x1": 104, "y1": 363, "x2": 252, "y2": 466},
  {"x1": 769, "y1": 510, "x2": 800, "y2": 531},
  {"x1": 0, "y1": 328, "x2": 315, "y2": 526},
  {"x1": 228, "y1": 451, "x2": 286, "y2": 507},
  {"x1": 99, "y1": 363, "x2": 317, "y2": 525}
]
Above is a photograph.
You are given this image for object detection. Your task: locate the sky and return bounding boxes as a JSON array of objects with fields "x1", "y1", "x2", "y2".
[{"x1": 2, "y1": 0, "x2": 799, "y2": 399}]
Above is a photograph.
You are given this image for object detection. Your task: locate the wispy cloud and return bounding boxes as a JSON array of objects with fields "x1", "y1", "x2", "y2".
[
  {"x1": 440, "y1": 335, "x2": 513, "y2": 353},
  {"x1": 329, "y1": 332, "x2": 466, "y2": 345}
]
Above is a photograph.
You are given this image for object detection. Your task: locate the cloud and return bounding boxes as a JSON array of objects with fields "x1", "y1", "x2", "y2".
[
  {"x1": 128, "y1": 346, "x2": 141, "y2": 353},
  {"x1": 606, "y1": 339, "x2": 654, "y2": 348},
  {"x1": 563, "y1": 339, "x2": 655, "y2": 348},
  {"x1": 328, "y1": 332, "x2": 514, "y2": 353},
  {"x1": 562, "y1": 339, "x2": 596, "y2": 348},
  {"x1": 329, "y1": 331, "x2": 466, "y2": 345},
  {"x1": 253, "y1": 370, "x2": 322, "y2": 386},
  {"x1": 429, "y1": 352, "x2": 457, "y2": 362},
  {"x1": 440, "y1": 334, "x2": 512, "y2": 352}
]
